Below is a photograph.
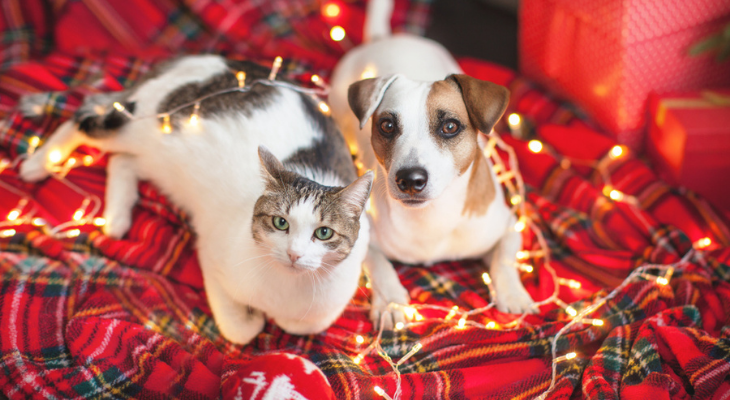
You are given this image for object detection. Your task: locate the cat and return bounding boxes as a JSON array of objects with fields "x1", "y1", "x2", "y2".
[{"x1": 19, "y1": 55, "x2": 374, "y2": 345}]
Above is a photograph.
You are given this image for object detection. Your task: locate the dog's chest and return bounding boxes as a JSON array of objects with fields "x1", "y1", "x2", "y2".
[{"x1": 371, "y1": 180, "x2": 511, "y2": 265}]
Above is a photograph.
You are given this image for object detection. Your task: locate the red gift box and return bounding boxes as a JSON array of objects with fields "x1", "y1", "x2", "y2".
[
  {"x1": 646, "y1": 90, "x2": 730, "y2": 214},
  {"x1": 519, "y1": 0, "x2": 730, "y2": 151}
]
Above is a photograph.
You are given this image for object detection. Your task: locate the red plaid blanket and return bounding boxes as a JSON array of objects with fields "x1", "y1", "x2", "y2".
[{"x1": 1, "y1": 1, "x2": 729, "y2": 399}]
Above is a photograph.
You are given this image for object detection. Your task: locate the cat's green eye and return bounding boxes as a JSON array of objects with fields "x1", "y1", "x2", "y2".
[
  {"x1": 272, "y1": 216, "x2": 289, "y2": 231},
  {"x1": 314, "y1": 226, "x2": 334, "y2": 240}
]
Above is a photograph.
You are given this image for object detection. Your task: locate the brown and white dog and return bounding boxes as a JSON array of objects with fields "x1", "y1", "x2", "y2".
[{"x1": 329, "y1": 0, "x2": 536, "y2": 326}]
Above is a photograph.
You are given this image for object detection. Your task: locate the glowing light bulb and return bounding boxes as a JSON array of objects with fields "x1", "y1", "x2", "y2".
[
  {"x1": 403, "y1": 306, "x2": 416, "y2": 320},
  {"x1": 361, "y1": 67, "x2": 376, "y2": 79},
  {"x1": 508, "y1": 113, "x2": 521, "y2": 126},
  {"x1": 558, "y1": 278, "x2": 582, "y2": 289},
  {"x1": 27, "y1": 136, "x2": 40, "y2": 154},
  {"x1": 48, "y1": 149, "x2": 63, "y2": 164},
  {"x1": 32, "y1": 218, "x2": 46, "y2": 226},
  {"x1": 82, "y1": 155, "x2": 94, "y2": 166},
  {"x1": 268, "y1": 56, "x2": 283, "y2": 80},
  {"x1": 0, "y1": 158, "x2": 10, "y2": 172},
  {"x1": 609, "y1": 145, "x2": 625, "y2": 159},
  {"x1": 395, "y1": 322, "x2": 404, "y2": 331},
  {"x1": 330, "y1": 26, "x2": 346, "y2": 42},
  {"x1": 7, "y1": 209, "x2": 20, "y2": 221},
  {"x1": 695, "y1": 237, "x2": 712, "y2": 249},
  {"x1": 72, "y1": 209, "x2": 85, "y2": 221},
  {"x1": 528, "y1": 140, "x2": 543, "y2": 153},
  {"x1": 518, "y1": 264, "x2": 533, "y2": 273},
  {"x1": 445, "y1": 306, "x2": 459, "y2": 320},
  {"x1": 318, "y1": 101, "x2": 331, "y2": 115},
  {"x1": 67, "y1": 229, "x2": 81, "y2": 238},
  {"x1": 609, "y1": 190, "x2": 624, "y2": 201},
  {"x1": 236, "y1": 71, "x2": 246, "y2": 88},
  {"x1": 485, "y1": 321, "x2": 497, "y2": 329},
  {"x1": 65, "y1": 157, "x2": 77, "y2": 168},
  {"x1": 353, "y1": 354, "x2": 363, "y2": 364},
  {"x1": 482, "y1": 272, "x2": 492, "y2": 285},
  {"x1": 510, "y1": 194, "x2": 522, "y2": 205},
  {"x1": 356, "y1": 335, "x2": 364, "y2": 344},
  {"x1": 323, "y1": 2, "x2": 340, "y2": 17},
  {"x1": 602, "y1": 185, "x2": 613, "y2": 197},
  {"x1": 514, "y1": 217, "x2": 526, "y2": 232},
  {"x1": 414, "y1": 312, "x2": 424, "y2": 321},
  {"x1": 93, "y1": 217, "x2": 106, "y2": 226},
  {"x1": 189, "y1": 103, "x2": 200, "y2": 126},
  {"x1": 565, "y1": 306, "x2": 578, "y2": 317},
  {"x1": 592, "y1": 319, "x2": 604, "y2": 326},
  {"x1": 1, "y1": 229, "x2": 16, "y2": 238},
  {"x1": 557, "y1": 352, "x2": 577, "y2": 362},
  {"x1": 113, "y1": 102, "x2": 125, "y2": 112},
  {"x1": 516, "y1": 250, "x2": 529, "y2": 260},
  {"x1": 374, "y1": 386, "x2": 385, "y2": 396},
  {"x1": 457, "y1": 317, "x2": 466, "y2": 329},
  {"x1": 161, "y1": 114, "x2": 172, "y2": 134},
  {"x1": 656, "y1": 276, "x2": 669, "y2": 286}
]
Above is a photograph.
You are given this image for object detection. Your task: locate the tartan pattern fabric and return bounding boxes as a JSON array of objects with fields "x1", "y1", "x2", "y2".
[{"x1": 1, "y1": 3, "x2": 730, "y2": 399}]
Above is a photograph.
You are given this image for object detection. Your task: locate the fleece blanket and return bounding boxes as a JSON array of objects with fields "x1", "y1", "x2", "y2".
[{"x1": 1, "y1": 1, "x2": 730, "y2": 399}]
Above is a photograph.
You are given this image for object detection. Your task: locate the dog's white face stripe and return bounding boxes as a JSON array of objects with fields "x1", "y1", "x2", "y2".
[{"x1": 374, "y1": 78, "x2": 459, "y2": 203}]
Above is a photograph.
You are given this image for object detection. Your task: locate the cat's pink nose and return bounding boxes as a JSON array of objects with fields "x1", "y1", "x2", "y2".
[{"x1": 288, "y1": 251, "x2": 301, "y2": 263}]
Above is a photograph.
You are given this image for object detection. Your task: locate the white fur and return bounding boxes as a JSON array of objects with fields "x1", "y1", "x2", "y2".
[
  {"x1": 20, "y1": 55, "x2": 370, "y2": 344},
  {"x1": 329, "y1": 0, "x2": 535, "y2": 315}
]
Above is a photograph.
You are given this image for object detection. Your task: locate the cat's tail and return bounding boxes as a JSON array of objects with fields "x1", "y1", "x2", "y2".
[
  {"x1": 364, "y1": 0, "x2": 394, "y2": 42},
  {"x1": 19, "y1": 91, "x2": 133, "y2": 138}
]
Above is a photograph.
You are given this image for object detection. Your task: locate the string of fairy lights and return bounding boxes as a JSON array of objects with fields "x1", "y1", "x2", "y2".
[{"x1": 0, "y1": 6, "x2": 718, "y2": 398}]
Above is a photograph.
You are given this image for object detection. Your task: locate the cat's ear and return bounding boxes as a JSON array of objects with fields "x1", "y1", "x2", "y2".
[
  {"x1": 258, "y1": 146, "x2": 286, "y2": 187},
  {"x1": 338, "y1": 171, "x2": 374, "y2": 217}
]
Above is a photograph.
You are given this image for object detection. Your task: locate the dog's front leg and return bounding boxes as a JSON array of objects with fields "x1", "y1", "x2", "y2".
[
  {"x1": 364, "y1": 244, "x2": 410, "y2": 330},
  {"x1": 487, "y1": 214, "x2": 537, "y2": 314}
]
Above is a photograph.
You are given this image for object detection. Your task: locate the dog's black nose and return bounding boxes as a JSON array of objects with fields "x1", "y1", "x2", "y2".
[{"x1": 395, "y1": 167, "x2": 428, "y2": 195}]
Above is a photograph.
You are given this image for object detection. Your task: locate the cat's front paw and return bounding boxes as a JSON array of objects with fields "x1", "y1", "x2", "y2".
[
  {"x1": 216, "y1": 307, "x2": 266, "y2": 345},
  {"x1": 102, "y1": 210, "x2": 133, "y2": 239},
  {"x1": 493, "y1": 273, "x2": 537, "y2": 315},
  {"x1": 370, "y1": 282, "x2": 410, "y2": 331},
  {"x1": 19, "y1": 150, "x2": 52, "y2": 182}
]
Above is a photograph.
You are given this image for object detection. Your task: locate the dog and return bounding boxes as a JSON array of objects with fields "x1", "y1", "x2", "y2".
[{"x1": 329, "y1": 0, "x2": 536, "y2": 326}]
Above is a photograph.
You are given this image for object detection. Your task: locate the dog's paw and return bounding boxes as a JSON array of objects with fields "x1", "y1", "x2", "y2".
[
  {"x1": 19, "y1": 151, "x2": 51, "y2": 182},
  {"x1": 216, "y1": 307, "x2": 266, "y2": 345},
  {"x1": 494, "y1": 283, "x2": 537, "y2": 315},
  {"x1": 102, "y1": 210, "x2": 133, "y2": 239},
  {"x1": 370, "y1": 282, "x2": 410, "y2": 331}
]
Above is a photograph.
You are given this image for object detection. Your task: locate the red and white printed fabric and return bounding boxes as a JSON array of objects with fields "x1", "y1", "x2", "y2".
[{"x1": 519, "y1": 0, "x2": 730, "y2": 150}]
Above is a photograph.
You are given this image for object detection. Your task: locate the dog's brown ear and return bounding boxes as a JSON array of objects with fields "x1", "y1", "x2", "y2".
[
  {"x1": 347, "y1": 74, "x2": 399, "y2": 129},
  {"x1": 448, "y1": 74, "x2": 510, "y2": 133}
]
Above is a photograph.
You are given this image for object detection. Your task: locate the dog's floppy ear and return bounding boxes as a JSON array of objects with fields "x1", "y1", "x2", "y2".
[
  {"x1": 448, "y1": 74, "x2": 510, "y2": 133},
  {"x1": 347, "y1": 74, "x2": 399, "y2": 129}
]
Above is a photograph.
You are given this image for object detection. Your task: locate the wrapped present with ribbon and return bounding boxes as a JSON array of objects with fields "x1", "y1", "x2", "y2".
[
  {"x1": 646, "y1": 90, "x2": 730, "y2": 214},
  {"x1": 519, "y1": 0, "x2": 730, "y2": 151}
]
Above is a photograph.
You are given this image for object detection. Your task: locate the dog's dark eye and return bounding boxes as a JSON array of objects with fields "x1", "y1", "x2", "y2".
[
  {"x1": 379, "y1": 119, "x2": 395, "y2": 136},
  {"x1": 440, "y1": 120, "x2": 461, "y2": 137}
]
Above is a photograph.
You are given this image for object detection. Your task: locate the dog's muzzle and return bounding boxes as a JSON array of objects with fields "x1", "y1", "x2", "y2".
[{"x1": 395, "y1": 167, "x2": 428, "y2": 196}]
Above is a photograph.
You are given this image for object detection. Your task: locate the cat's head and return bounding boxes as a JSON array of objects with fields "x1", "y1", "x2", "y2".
[{"x1": 252, "y1": 146, "x2": 373, "y2": 273}]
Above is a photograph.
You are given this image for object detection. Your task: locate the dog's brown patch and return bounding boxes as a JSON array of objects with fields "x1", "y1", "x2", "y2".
[
  {"x1": 369, "y1": 111, "x2": 401, "y2": 171},
  {"x1": 426, "y1": 80, "x2": 479, "y2": 174},
  {"x1": 462, "y1": 151, "x2": 495, "y2": 216}
]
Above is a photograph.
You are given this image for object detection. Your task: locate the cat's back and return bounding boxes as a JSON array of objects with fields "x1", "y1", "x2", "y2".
[{"x1": 123, "y1": 55, "x2": 356, "y2": 216}]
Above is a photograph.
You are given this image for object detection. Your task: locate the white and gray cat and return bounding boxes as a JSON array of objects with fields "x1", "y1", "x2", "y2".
[{"x1": 20, "y1": 55, "x2": 374, "y2": 345}]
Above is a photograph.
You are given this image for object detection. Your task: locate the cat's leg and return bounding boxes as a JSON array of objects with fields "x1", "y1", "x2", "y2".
[
  {"x1": 20, "y1": 120, "x2": 85, "y2": 182},
  {"x1": 275, "y1": 312, "x2": 339, "y2": 336},
  {"x1": 365, "y1": 244, "x2": 410, "y2": 330},
  {"x1": 202, "y1": 270, "x2": 265, "y2": 345},
  {"x1": 487, "y1": 214, "x2": 536, "y2": 314},
  {"x1": 103, "y1": 153, "x2": 139, "y2": 238}
]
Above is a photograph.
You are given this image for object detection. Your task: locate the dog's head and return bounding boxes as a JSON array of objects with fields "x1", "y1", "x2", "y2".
[{"x1": 347, "y1": 74, "x2": 509, "y2": 207}]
